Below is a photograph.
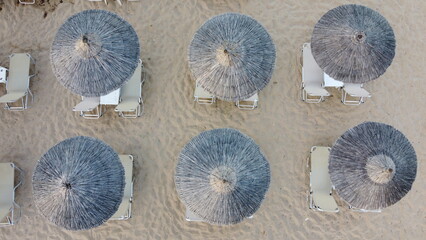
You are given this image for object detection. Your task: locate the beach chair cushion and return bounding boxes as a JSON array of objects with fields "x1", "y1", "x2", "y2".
[
  {"x1": 310, "y1": 147, "x2": 338, "y2": 212},
  {"x1": 0, "y1": 163, "x2": 14, "y2": 221},
  {"x1": 0, "y1": 92, "x2": 27, "y2": 103},
  {"x1": 302, "y1": 43, "x2": 324, "y2": 84},
  {"x1": 115, "y1": 98, "x2": 140, "y2": 112},
  {"x1": 304, "y1": 85, "x2": 330, "y2": 96},
  {"x1": 111, "y1": 155, "x2": 133, "y2": 219},
  {"x1": 121, "y1": 61, "x2": 142, "y2": 99},
  {"x1": 302, "y1": 43, "x2": 330, "y2": 98},
  {"x1": 343, "y1": 84, "x2": 371, "y2": 97},
  {"x1": 7, "y1": 54, "x2": 31, "y2": 92},
  {"x1": 73, "y1": 97, "x2": 100, "y2": 112}
]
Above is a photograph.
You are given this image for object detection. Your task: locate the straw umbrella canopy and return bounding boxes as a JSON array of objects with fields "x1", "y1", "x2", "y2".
[
  {"x1": 51, "y1": 9, "x2": 140, "y2": 97},
  {"x1": 329, "y1": 122, "x2": 417, "y2": 210},
  {"x1": 311, "y1": 4, "x2": 396, "y2": 83},
  {"x1": 175, "y1": 128, "x2": 270, "y2": 225},
  {"x1": 32, "y1": 136, "x2": 125, "y2": 230},
  {"x1": 188, "y1": 13, "x2": 276, "y2": 101}
]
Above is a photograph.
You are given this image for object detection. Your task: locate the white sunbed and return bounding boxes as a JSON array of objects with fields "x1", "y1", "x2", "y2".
[
  {"x1": 308, "y1": 146, "x2": 339, "y2": 212},
  {"x1": 110, "y1": 155, "x2": 134, "y2": 220},
  {"x1": 341, "y1": 83, "x2": 371, "y2": 105},
  {"x1": 194, "y1": 82, "x2": 216, "y2": 105},
  {"x1": 73, "y1": 97, "x2": 102, "y2": 119},
  {"x1": 19, "y1": 0, "x2": 35, "y2": 4},
  {"x1": 115, "y1": 59, "x2": 144, "y2": 118},
  {"x1": 236, "y1": 93, "x2": 258, "y2": 110},
  {"x1": 348, "y1": 205, "x2": 381, "y2": 213},
  {"x1": 301, "y1": 43, "x2": 330, "y2": 103},
  {"x1": 0, "y1": 163, "x2": 23, "y2": 227},
  {"x1": 0, "y1": 53, "x2": 35, "y2": 111}
]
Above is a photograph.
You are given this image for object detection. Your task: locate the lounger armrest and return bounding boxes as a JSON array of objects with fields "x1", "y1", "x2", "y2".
[{"x1": 10, "y1": 164, "x2": 24, "y2": 191}]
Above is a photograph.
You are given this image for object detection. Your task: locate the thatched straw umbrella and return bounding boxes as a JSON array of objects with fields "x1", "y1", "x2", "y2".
[
  {"x1": 311, "y1": 4, "x2": 396, "y2": 83},
  {"x1": 32, "y1": 136, "x2": 125, "y2": 230},
  {"x1": 188, "y1": 13, "x2": 276, "y2": 101},
  {"x1": 329, "y1": 122, "x2": 417, "y2": 210},
  {"x1": 51, "y1": 10, "x2": 140, "y2": 97},
  {"x1": 175, "y1": 128, "x2": 270, "y2": 225}
]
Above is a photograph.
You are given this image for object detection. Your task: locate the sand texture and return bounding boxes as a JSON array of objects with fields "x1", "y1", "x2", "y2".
[{"x1": 0, "y1": 0, "x2": 425, "y2": 239}]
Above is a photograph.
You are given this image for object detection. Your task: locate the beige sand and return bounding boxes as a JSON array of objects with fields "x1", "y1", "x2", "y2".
[{"x1": 0, "y1": 0, "x2": 425, "y2": 239}]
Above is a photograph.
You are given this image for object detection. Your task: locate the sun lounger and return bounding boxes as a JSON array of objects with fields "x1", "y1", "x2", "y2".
[
  {"x1": 341, "y1": 83, "x2": 371, "y2": 105},
  {"x1": 0, "y1": 53, "x2": 35, "y2": 111},
  {"x1": 115, "y1": 59, "x2": 143, "y2": 118},
  {"x1": 0, "y1": 67, "x2": 7, "y2": 84},
  {"x1": 87, "y1": 0, "x2": 109, "y2": 4},
  {"x1": 236, "y1": 93, "x2": 258, "y2": 110},
  {"x1": 194, "y1": 81, "x2": 216, "y2": 105},
  {"x1": 348, "y1": 205, "x2": 381, "y2": 213},
  {"x1": 19, "y1": 0, "x2": 35, "y2": 4},
  {"x1": 301, "y1": 43, "x2": 330, "y2": 103},
  {"x1": 308, "y1": 146, "x2": 339, "y2": 212},
  {"x1": 0, "y1": 163, "x2": 23, "y2": 227},
  {"x1": 110, "y1": 155, "x2": 134, "y2": 220},
  {"x1": 73, "y1": 97, "x2": 102, "y2": 119}
]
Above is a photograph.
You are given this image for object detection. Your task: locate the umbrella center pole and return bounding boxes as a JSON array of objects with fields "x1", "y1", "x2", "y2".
[
  {"x1": 366, "y1": 154, "x2": 396, "y2": 184},
  {"x1": 353, "y1": 31, "x2": 366, "y2": 44},
  {"x1": 62, "y1": 182, "x2": 72, "y2": 190},
  {"x1": 75, "y1": 34, "x2": 102, "y2": 59},
  {"x1": 216, "y1": 43, "x2": 239, "y2": 67},
  {"x1": 209, "y1": 166, "x2": 237, "y2": 193}
]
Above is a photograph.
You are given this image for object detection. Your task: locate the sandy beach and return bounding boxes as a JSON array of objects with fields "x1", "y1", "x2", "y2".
[{"x1": 0, "y1": 0, "x2": 425, "y2": 239}]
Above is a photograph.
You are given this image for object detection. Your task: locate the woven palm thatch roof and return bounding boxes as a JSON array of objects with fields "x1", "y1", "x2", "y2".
[
  {"x1": 188, "y1": 13, "x2": 276, "y2": 101},
  {"x1": 329, "y1": 122, "x2": 417, "y2": 210},
  {"x1": 32, "y1": 136, "x2": 125, "y2": 230},
  {"x1": 51, "y1": 9, "x2": 140, "y2": 97},
  {"x1": 311, "y1": 4, "x2": 396, "y2": 83},
  {"x1": 175, "y1": 128, "x2": 270, "y2": 225}
]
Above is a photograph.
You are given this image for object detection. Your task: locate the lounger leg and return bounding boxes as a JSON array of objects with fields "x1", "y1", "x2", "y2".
[
  {"x1": 119, "y1": 101, "x2": 142, "y2": 119},
  {"x1": 4, "y1": 93, "x2": 29, "y2": 111},
  {"x1": 236, "y1": 100, "x2": 258, "y2": 110},
  {"x1": 341, "y1": 90, "x2": 363, "y2": 105},
  {"x1": 302, "y1": 88, "x2": 323, "y2": 103},
  {"x1": 81, "y1": 105, "x2": 103, "y2": 119},
  {"x1": 194, "y1": 96, "x2": 216, "y2": 105}
]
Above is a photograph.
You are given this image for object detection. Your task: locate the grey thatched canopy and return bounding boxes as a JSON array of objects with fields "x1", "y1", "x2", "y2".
[
  {"x1": 175, "y1": 128, "x2": 270, "y2": 225},
  {"x1": 51, "y1": 9, "x2": 140, "y2": 97},
  {"x1": 311, "y1": 4, "x2": 396, "y2": 83},
  {"x1": 329, "y1": 122, "x2": 417, "y2": 210},
  {"x1": 32, "y1": 136, "x2": 125, "y2": 230},
  {"x1": 188, "y1": 13, "x2": 276, "y2": 101}
]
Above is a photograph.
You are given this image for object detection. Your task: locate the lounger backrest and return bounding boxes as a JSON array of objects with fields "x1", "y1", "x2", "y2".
[
  {"x1": 0, "y1": 163, "x2": 15, "y2": 209},
  {"x1": 119, "y1": 155, "x2": 133, "y2": 198},
  {"x1": 302, "y1": 43, "x2": 323, "y2": 85},
  {"x1": 121, "y1": 60, "x2": 142, "y2": 99},
  {"x1": 311, "y1": 147, "x2": 333, "y2": 192},
  {"x1": 7, "y1": 53, "x2": 31, "y2": 92}
]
